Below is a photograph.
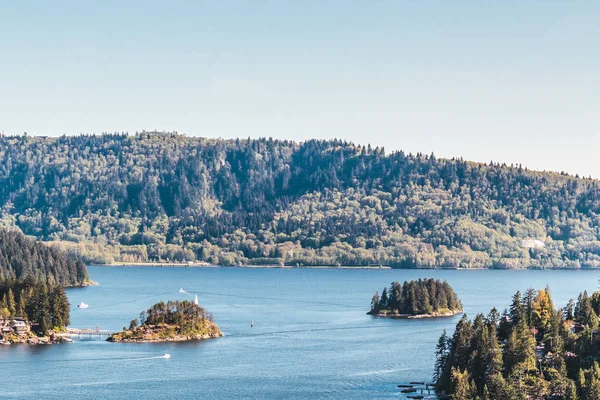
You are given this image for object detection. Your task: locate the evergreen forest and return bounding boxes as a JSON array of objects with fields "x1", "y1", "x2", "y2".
[
  {"x1": 434, "y1": 287, "x2": 600, "y2": 399},
  {"x1": 2, "y1": 132, "x2": 600, "y2": 269},
  {"x1": 0, "y1": 227, "x2": 88, "y2": 334},
  {"x1": 369, "y1": 279, "x2": 462, "y2": 316}
]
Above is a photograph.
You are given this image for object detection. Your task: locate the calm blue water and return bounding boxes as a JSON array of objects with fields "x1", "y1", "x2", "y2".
[{"x1": 2, "y1": 267, "x2": 599, "y2": 399}]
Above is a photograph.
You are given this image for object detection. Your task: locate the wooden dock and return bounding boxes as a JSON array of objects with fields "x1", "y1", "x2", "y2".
[{"x1": 62, "y1": 328, "x2": 114, "y2": 336}]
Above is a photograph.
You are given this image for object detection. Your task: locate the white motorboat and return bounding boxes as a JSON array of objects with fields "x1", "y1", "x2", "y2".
[
  {"x1": 162, "y1": 353, "x2": 171, "y2": 359},
  {"x1": 77, "y1": 302, "x2": 89, "y2": 309}
]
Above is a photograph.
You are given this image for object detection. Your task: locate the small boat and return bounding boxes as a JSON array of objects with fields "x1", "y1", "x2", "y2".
[
  {"x1": 250, "y1": 320, "x2": 254, "y2": 328},
  {"x1": 179, "y1": 288, "x2": 185, "y2": 293},
  {"x1": 77, "y1": 302, "x2": 89, "y2": 309},
  {"x1": 397, "y1": 385, "x2": 414, "y2": 388},
  {"x1": 162, "y1": 353, "x2": 171, "y2": 359},
  {"x1": 401, "y1": 388, "x2": 417, "y2": 393},
  {"x1": 194, "y1": 294, "x2": 199, "y2": 305},
  {"x1": 409, "y1": 381, "x2": 425, "y2": 385}
]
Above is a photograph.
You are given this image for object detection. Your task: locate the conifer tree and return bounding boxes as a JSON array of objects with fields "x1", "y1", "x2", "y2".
[
  {"x1": 523, "y1": 287, "x2": 536, "y2": 327},
  {"x1": 510, "y1": 291, "x2": 524, "y2": 327},
  {"x1": 7, "y1": 288, "x2": 16, "y2": 317},
  {"x1": 378, "y1": 287, "x2": 388, "y2": 311},
  {"x1": 370, "y1": 292, "x2": 380, "y2": 314},
  {"x1": 17, "y1": 294, "x2": 26, "y2": 318},
  {"x1": 50, "y1": 286, "x2": 70, "y2": 328},
  {"x1": 434, "y1": 329, "x2": 449, "y2": 385},
  {"x1": 451, "y1": 368, "x2": 477, "y2": 400},
  {"x1": 34, "y1": 283, "x2": 52, "y2": 334},
  {"x1": 565, "y1": 298, "x2": 575, "y2": 320}
]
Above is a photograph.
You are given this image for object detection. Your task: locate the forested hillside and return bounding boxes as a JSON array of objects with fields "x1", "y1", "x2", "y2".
[
  {"x1": 0, "y1": 228, "x2": 88, "y2": 286},
  {"x1": 1, "y1": 132, "x2": 599, "y2": 269},
  {"x1": 434, "y1": 288, "x2": 600, "y2": 399}
]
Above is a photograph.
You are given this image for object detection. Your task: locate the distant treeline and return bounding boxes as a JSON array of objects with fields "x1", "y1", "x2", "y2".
[
  {"x1": 0, "y1": 228, "x2": 88, "y2": 286},
  {"x1": 2, "y1": 132, "x2": 600, "y2": 269},
  {"x1": 434, "y1": 287, "x2": 600, "y2": 399},
  {"x1": 369, "y1": 279, "x2": 462, "y2": 316},
  {"x1": 0, "y1": 278, "x2": 70, "y2": 334}
]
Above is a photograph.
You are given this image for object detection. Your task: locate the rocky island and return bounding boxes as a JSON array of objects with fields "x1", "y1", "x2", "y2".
[
  {"x1": 108, "y1": 300, "x2": 223, "y2": 343},
  {"x1": 368, "y1": 278, "x2": 462, "y2": 318}
]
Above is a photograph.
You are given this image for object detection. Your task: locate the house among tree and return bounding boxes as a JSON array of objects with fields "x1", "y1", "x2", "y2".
[
  {"x1": 0, "y1": 317, "x2": 30, "y2": 338},
  {"x1": 8, "y1": 318, "x2": 30, "y2": 335},
  {"x1": 569, "y1": 322, "x2": 584, "y2": 334}
]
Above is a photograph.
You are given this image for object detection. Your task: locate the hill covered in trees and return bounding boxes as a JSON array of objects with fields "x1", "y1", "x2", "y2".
[
  {"x1": 1, "y1": 132, "x2": 600, "y2": 269},
  {"x1": 369, "y1": 279, "x2": 462, "y2": 317},
  {"x1": 434, "y1": 287, "x2": 600, "y2": 399},
  {"x1": 0, "y1": 227, "x2": 89, "y2": 286},
  {"x1": 0, "y1": 227, "x2": 88, "y2": 342},
  {"x1": 108, "y1": 300, "x2": 222, "y2": 342}
]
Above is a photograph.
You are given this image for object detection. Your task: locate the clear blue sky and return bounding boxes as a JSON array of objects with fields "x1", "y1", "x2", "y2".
[{"x1": 1, "y1": 1, "x2": 598, "y2": 176}]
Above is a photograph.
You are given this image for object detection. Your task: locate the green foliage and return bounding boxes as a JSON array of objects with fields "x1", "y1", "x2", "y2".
[
  {"x1": 1, "y1": 132, "x2": 600, "y2": 268},
  {"x1": 450, "y1": 368, "x2": 477, "y2": 400},
  {"x1": 0, "y1": 227, "x2": 88, "y2": 286},
  {"x1": 0, "y1": 279, "x2": 71, "y2": 334},
  {"x1": 0, "y1": 227, "x2": 83, "y2": 335},
  {"x1": 369, "y1": 278, "x2": 461, "y2": 316},
  {"x1": 434, "y1": 287, "x2": 600, "y2": 399},
  {"x1": 111, "y1": 300, "x2": 221, "y2": 342},
  {"x1": 136, "y1": 300, "x2": 215, "y2": 337}
]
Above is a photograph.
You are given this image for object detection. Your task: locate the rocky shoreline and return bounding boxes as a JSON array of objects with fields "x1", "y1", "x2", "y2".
[
  {"x1": 107, "y1": 321, "x2": 223, "y2": 343},
  {"x1": 0, "y1": 332, "x2": 72, "y2": 346},
  {"x1": 367, "y1": 309, "x2": 463, "y2": 319}
]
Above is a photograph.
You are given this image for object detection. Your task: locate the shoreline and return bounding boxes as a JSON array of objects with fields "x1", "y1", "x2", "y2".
[
  {"x1": 368, "y1": 309, "x2": 463, "y2": 319},
  {"x1": 0, "y1": 332, "x2": 73, "y2": 346},
  {"x1": 107, "y1": 332, "x2": 224, "y2": 343},
  {"x1": 107, "y1": 321, "x2": 224, "y2": 343},
  {"x1": 86, "y1": 263, "x2": 598, "y2": 271},
  {"x1": 90, "y1": 263, "x2": 393, "y2": 269}
]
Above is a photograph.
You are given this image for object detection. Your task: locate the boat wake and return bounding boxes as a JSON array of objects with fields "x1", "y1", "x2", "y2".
[
  {"x1": 121, "y1": 353, "x2": 171, "y2": 361},
  {"x1": 0, "y1": 354, "x2": 171, "y2": 365}
]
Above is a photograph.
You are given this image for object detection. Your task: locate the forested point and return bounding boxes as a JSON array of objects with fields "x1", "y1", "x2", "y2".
[
  {"x1": 2, "y1": 132, "x2": 600, "y2": 269},
  {"x1": 0, "y1": 278, "x2": 70, "y2": 335},
  {"x1": 368, "y1": 279, "x2": 462, "y2": 317},
  {"x1": 434, "y1": 287, "x2": 600, "y2": 399},
  {"x1": 0, "y1": 227, "x2": 86, "y2": 339},
  {"x1": 0, "y1": 227, "x2": 89, "y2": 286},
  {"x1": 108, "y1": 300, "x2": 223, "y2": 342}
]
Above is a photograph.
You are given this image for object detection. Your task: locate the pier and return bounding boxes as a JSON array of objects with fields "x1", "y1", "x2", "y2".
[
  {"x1": 398, "y1": 382, "x2": 435, "y2": 397},
  {"x1": 62, "y1": 327, "x2": 114, "y2": 337}
]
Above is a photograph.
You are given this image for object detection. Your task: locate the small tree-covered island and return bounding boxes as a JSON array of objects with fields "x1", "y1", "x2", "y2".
[
  {"x1": 434, "y1": 287, "x2": 600, "y2": 399},
  {"x1": 368, "y1": 279, "x2": 462, "y2": 318},
  {"x1": 108, "y1": 300, "x2": 223, "y2": 343}
]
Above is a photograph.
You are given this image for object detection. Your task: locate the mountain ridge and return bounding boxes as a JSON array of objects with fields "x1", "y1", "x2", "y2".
[{"x1": 1, "y1": 132, "x2": 599, "y2": 269}]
